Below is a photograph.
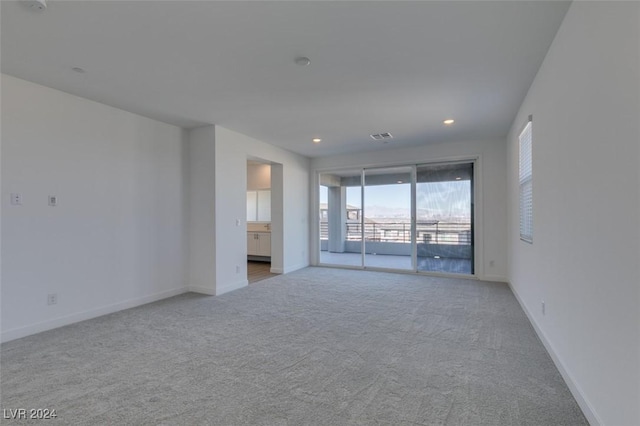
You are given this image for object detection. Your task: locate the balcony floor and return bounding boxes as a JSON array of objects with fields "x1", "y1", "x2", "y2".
[{"x1": 319, "y1": 251, "x2": 472, "y2": 275}]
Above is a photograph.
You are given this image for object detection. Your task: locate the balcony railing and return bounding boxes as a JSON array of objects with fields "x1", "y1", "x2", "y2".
[{"x1": 320, "y1": 221, "x2": 472, "y2": 245}]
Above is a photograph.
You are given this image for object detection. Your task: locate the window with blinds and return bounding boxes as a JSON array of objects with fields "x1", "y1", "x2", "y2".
[{"x1": 519, "y1": 118, "x2": 533, "y2": 243}]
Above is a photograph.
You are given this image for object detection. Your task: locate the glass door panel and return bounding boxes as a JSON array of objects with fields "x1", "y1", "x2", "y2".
[
  {"x1": 363, "y1": 166, "x2": 413, "y2": 270},
  {"x1": 416, "y1": 163, "x2": 474, "y2": 274},
  {"x1": 319, "y1": 170, "x2": 363, "y2": 267}
]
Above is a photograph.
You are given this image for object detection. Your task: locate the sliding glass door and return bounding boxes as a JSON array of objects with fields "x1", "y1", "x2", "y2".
[
  {"x1": 319, "y1": 169, "x2": 362, "y2": 267},
  {"x1": 416, "y1": 163, "x2": 474, "y2": 274},
  {"x1": 319, "y1": 161, "x2": 474, "y2": 276},
  {"x1": 363, "y1": 167, "x2": 413, "y2": 270}
]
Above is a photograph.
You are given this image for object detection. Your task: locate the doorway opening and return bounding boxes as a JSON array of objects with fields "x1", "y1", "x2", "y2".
[{"x1": 246, "y1": 159, "x2": 277, "y2": 284}]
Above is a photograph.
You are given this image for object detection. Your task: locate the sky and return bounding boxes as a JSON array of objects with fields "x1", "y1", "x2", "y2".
[{"x1": 320, "y1": 181, "x2": 471, "y2": 219}]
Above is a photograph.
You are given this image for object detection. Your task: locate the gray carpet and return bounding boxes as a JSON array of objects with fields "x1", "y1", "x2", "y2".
[{"x1": 1, "y1": 267, "x2": 587, "y2": 425}]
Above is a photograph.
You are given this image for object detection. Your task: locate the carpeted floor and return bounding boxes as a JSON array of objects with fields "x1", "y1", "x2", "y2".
[{"x1": 1, "y1": 267, "x2": 587, "y2": 425}]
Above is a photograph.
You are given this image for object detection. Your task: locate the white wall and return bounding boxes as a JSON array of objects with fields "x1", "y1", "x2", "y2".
[
  {"x1": 311, "y1": 139, "x2": 508, "y2": 282},
  {"x1": 186, "y1": 126, "x2": 309, "y2": 295},
  {"x1": 506, "y1": 2, "x2": 640, "y2": 425},
  {"x1": 1, "y1": 77, "x2": 310, "y2": 339},
  {"x1": 1, "y1": 75, "x2": 189, "y2": 342},
  {"x1": 247, "y1": 163, "x2": 271, "y2": 190},
  {"x1": 188, "y1": 126, "x2": 216, "y2": 295}
]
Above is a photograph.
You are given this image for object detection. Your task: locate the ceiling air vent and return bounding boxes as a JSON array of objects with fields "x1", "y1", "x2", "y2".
[{"x1": 370, "y1": 132, "x2": 393, "y2": 141}]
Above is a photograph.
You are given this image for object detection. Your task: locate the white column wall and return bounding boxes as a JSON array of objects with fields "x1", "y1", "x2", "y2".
[
  {"x1": 187, "y1": 126, "x2": 216, "y2": 295},
  {"x1": 213, "y1": 126, "x2": 310, "y2": 293}
]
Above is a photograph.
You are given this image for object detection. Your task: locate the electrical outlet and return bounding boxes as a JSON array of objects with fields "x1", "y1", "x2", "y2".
[
  {"x1": 10, "y1": 193, "x2": 22, "y2": 205},
  {"x1": 47, "y1": 293, "x2": 58, "y2": 305},
  {"x1": 541, "y1": 300, "x2": 545, "y2": 316},
  {"x1": 489, "y1": 260, "x2": 495, "y2": 267},
  {"x1": 236, "y1": 265, "x2": 240, "y2": 273},
  {"x1": 48, "y1": 195, "x2": 57, "y2": 206}
]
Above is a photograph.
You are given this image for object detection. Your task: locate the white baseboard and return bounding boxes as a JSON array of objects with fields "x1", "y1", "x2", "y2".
[
  {"x1": 480, "y1": 274, "x2": 508, "y2": 283},
  {"x1": 270, "y1": 267, "x2": 284, "y2": 274},
  {"x1": 507, "y1": 282, "x2": 602, "y2": 426},
  {"x1": 1, "y1": 286, "x2": 188, "y2": 343},
  {"x1": 187, "y1": 285, "x2": 216, "y2": 296},
  {"x1": 281, "y1": 263, "x2": 309, "y2": 274},
  {"x1": 216, "y1": 279, "x2": 247, "y2": 296}
]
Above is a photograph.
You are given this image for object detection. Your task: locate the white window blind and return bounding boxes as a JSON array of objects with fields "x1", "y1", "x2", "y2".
[{"x1": 519, "y1": 119, "x2": 533, "y2": 243}]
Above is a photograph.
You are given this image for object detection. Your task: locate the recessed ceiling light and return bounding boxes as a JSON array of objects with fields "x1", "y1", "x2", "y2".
[
  {"x1": 443, "y1": 119, "x2": 455, "y2": 125},
  {"x1": 312, "y1": 138, "x2": 322, "y2": 143},
  {"x1": 397, "y1": 180, "x2": 404, "y2": 184},
  {"x1": 24, "y1": 0, "x2": 46, "y2": 11},
  {"x1": 72, "y1": 67, "x2": 86, "y2": 73},
  {"x1": 295, "y1": 57, "x2": 311, "y2": 66},
  {"x1": 455, "y1": 177, "x2": 462, "y2": 180}
]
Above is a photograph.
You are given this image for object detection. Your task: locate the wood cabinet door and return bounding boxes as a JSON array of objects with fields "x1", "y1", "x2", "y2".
[
  {"x1": 256, "y1": 233, "x2": 271, "y2": 256},
  {"x1": 247, "y1": 233, "x2": 257, "y2": 256}
]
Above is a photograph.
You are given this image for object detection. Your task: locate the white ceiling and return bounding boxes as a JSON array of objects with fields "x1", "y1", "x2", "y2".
[{"x1": 1, "y1": 1, "x2": 570, "y2": 158}]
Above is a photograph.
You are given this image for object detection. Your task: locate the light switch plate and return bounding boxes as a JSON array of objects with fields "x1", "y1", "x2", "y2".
[{"x1": 11, "y1": 193, "x2": 22, "y2": 205}]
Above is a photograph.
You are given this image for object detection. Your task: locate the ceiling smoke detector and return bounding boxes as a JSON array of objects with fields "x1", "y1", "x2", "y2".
[
  {"x1": 370, "y1": 132, "x2": 393, "y2": 141},
  {"x1": 24, "y1": 0, "x2": 47, "y2": 10}
]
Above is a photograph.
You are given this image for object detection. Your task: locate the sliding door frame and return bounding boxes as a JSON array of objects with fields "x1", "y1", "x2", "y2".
[
  {"x1": 360, "y1": 168, "x2": 365, "y2": 268},
  {"x1": 362, "y1": 165, "x2": 415, "y2": 271},
  {"x1": 314, "y1": 155, "x2": 481, "y2": 280}
]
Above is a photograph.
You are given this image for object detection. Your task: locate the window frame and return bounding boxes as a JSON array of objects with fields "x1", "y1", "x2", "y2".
[{"x1": 519, "y1": 116, "x2": 533, "y2": 243}]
